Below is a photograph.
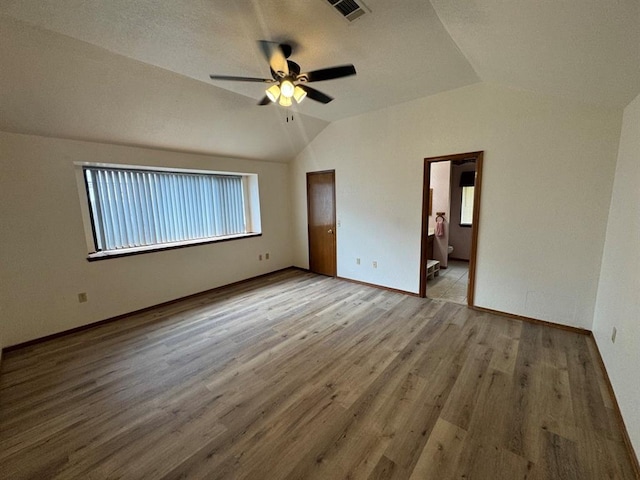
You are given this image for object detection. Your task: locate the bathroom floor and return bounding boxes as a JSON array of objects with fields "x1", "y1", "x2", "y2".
[{"x1": 426, "y1": 259, "x2": 469, "y2": 305}]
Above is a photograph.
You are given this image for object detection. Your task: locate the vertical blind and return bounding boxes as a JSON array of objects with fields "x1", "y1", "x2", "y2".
[{"x1": 84, "y1": 167, "x2": 246, "y2": 252}]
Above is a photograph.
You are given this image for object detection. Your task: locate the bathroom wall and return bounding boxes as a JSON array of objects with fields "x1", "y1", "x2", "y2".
[
  {"x1": 429, "y1": 161, "x2": 451, "y2": 267},
  {"x1": 448, "y1": 162, "x2": 476, "y2": 261}
]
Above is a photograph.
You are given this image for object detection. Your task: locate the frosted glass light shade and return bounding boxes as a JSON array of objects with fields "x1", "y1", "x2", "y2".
[
  {"x1": 278, "y1": 95, "x2": 292, "y2": 107},
  {"x1": 293, "y1": 85, "x2": 307, "y2": 103},
  {"x1": 265, "y1": 84, "x2": 280, "y2": 103},
  {"x1": 280, "y1": 80, "x2": 295, "y2": 98}
]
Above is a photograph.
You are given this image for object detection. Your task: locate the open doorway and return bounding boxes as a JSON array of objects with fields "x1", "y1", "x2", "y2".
[{"x1": 419, "y1": 151, "x2": 484, "y2": 306}]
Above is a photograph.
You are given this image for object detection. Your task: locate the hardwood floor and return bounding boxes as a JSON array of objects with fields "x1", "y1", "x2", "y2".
[{"x1": 0, "y1": 269, "x2": 636, "y2": 479}]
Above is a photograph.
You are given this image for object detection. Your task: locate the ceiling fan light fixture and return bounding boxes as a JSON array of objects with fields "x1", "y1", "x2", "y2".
[
  {"x1": 266, "y1": 84, "x2": 280, "y2": 102},
  {"x1": 293, "y1": 85, "x2": 307, "y2": 103},
  {"x1": 210, "y1": 43, "x2": 355, "y2": 107},
  {"x1": 280, "y1": 80, "x2": 295, "y2": 98},
  {"x1": 278, "y1": 95, "x2": 292, "y2": 107}
]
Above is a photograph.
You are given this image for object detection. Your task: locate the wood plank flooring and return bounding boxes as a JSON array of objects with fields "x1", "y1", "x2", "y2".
[{"x1": 0, "y1": 269, "x2": 636, "y2": 479}]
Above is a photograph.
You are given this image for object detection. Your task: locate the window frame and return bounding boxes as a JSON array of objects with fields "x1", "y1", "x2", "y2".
[{"x1": 75, "y1": 162, "x2": 261, "y2": 261}]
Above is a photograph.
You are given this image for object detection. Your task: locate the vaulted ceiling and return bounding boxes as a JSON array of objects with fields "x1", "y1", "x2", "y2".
[{"x1": 1, "y1": 0, "x2": 638, "y2": 161}]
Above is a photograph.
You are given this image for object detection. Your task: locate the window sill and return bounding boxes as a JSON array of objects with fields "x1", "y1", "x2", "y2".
[
  {"x1": 459, "y1": 223, "x2": 473, "y2": 228},
  {"x1": 87, "y1": 232, "x2": 262, "y2": 261}
]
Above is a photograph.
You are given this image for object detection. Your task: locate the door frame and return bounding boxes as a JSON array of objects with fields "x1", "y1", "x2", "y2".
[
  {"x1": 307, "y1": 170, "x2": 337, "y2": 277},
  {"x1": 419, "y1": 151, "x2": 484, "y2": 305}
]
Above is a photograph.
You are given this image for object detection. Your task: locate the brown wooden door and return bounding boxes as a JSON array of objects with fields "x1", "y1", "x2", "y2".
[{"x1": 307, "y1": 171, "x2": 336, "y2": 276}]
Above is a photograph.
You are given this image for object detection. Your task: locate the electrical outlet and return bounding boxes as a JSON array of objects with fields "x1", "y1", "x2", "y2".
[
  {"x1": 356, "y1": 258, "x2": 360, "y2": 265},
  {"x1": 373, "y1": 261, "x2": 378, "y2": 268},
  {"x1": 611, "y1": 326, "x2": 617, "y2": 343},
  {"x1": 258, "y1": 254, "x2": 263, "y2": 261},
  {"x1": 78, "y1": 292, "x2": 88, "y2": 303},
  {"x1": 265, "y1": 253, "x2": 270, "y2": 260}
]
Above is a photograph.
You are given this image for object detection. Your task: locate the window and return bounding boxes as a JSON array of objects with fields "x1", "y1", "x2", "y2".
[
  {"x1": 459, "y1": 170, "x2": 475, "y2": 226},
  {"x1": 460, "y1": 186, "x2": 475, "y2": 226},
  {"x1": 81, "y1": 165, "x2": 260, "y2": 258}
]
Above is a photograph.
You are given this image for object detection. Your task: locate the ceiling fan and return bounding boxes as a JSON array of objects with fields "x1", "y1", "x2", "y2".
[{"x1": 209, "y1": 41, "x2": 356, "y2": 107}]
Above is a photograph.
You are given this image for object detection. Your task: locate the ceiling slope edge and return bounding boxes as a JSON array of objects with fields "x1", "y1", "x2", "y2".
[{"x1": 0, "y1": 15, "x2": 329, "y2": 163}]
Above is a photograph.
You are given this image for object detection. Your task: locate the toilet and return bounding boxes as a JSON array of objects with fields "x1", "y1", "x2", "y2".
[{"x1": 447, "y1": 245, "x2": 454, "y2": 256}]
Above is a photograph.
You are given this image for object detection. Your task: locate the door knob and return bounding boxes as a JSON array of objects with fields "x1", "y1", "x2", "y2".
[{"x1": 328, "y1": 229, "x2": 333, "y2": 234}]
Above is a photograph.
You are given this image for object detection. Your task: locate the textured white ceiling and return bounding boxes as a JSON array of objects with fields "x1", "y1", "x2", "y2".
[
  {"x1": 0, "y1": 15, "x2": 328, "y2": 162},
  {"x1": 0, "y1": 0, "x2": 480, "y2": 122},
  {"x1": 1, "y1": 0, "x2": 638, "y2": 161},
  {"x1": 430, "y1": 0, "x2": 640, "y2": 108}
]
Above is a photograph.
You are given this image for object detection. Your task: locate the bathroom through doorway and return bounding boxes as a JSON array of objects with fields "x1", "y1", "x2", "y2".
[{"x1": 419, "y1": 151, "x2": 484, "y2": 306}]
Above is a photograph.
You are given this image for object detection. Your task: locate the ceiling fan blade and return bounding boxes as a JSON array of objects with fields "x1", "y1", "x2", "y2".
[
  {"x1": 300, "y1": 85, "x2": 334, "y2": 104},
  {"x1": 258, "y1": 95, "x2": 272, "y2": 106},
  {"x1": 302, "y1": 64, "x2": 356, "y2": 83},
  {"x1": 258, "y1": 41, "x2": 289, "y2": 76},
  {"x1": 209, "y1": 74, "x2": 274, "y2": 83}
]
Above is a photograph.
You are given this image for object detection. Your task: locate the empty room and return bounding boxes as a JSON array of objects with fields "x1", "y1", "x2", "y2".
[{"x1": 1, "y1": 1, "x2": 639, "y2": 479}]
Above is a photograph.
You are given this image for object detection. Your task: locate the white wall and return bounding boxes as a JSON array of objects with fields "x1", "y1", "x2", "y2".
[
  {"x1": 291, "y1": 83, "x2": 622, "y2": 329},
  {"x1": 0, "y1": 132, "x2": 292, "y2": 347},
  {"x1": 592, "y1": 93, "x2": 640, "y2": 457}
]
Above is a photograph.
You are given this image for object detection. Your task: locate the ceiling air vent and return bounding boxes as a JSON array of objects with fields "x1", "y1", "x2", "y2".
[{"x1": 326, "y1": 0, "x2": 369, "y2": 23}]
